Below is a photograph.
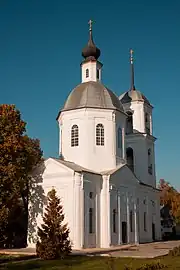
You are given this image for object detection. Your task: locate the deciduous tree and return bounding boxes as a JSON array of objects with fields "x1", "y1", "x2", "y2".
[
  {"x1": 159, "y1": 179, "x2": 180, "y2": 224},
  {"x1": 0, "y1": 104, "x2": 43, "y2": 247}
]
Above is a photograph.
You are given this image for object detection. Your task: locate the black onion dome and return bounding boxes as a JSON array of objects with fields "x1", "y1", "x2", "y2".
[{"x1": 82, "y1": 24, "x2": 101, "y2": 60}]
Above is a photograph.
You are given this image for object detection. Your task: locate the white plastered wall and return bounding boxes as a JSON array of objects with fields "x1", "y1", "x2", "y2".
[{"x1": 59, "y1": 108, "x2": 126, "y2": 172}]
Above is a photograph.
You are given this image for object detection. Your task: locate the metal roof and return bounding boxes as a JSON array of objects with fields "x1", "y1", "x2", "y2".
[
  {"x1": 119, "y1": 89, "x2": 151, "y2": 106},
  {"x1": 61, "y1": 81, "x2": 124, "y2": 113}
]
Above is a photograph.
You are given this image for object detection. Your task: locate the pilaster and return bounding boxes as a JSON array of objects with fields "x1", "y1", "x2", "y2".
[
  {"x1": 134, "y1": 199, "x2": 139, "y2": 244},
  {"x1": 118, "y1": 191, "x2": 122, "y2": 244},
  {"x1": 74, "y1": 172, "x2": 84, "y2": 249},
  {"x1": 126, "y1": 193, "x2": 130, "y2": 243},
  {"x1": 100, "y1": 175, "x2": 110, "y2": 248}
]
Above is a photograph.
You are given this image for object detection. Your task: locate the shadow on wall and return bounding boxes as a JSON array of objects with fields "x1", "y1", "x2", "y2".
[{"x1": 27, "y1": 161, "x2": 46, "y2": 246}]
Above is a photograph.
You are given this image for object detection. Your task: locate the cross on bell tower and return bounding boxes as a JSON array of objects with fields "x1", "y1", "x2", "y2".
[{"x1": 88, "y1": 19, "x2": 93, "y2": 31}]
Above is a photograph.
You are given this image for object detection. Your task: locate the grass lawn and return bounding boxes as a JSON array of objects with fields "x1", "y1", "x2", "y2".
[
  {"x1": 0, "y1": 254, "x2": 36, "y2": 265},
  {"x1": 1, "y1": 255, "x2": 180, "y2": 270}
]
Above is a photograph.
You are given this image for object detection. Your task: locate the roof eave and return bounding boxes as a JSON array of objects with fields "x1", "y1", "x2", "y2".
[
  {"x1": 126, "y1": 132, "x2": 157, "y2": 141},
  {"x1": 57, "y1": 106, "x2": 126, "y2": 120},
  {"x1": 139, "y1": 181, "x2": 160, "y2": 191}
]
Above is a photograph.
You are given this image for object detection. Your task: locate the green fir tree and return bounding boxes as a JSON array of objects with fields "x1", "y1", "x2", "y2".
[{"x1": 36, "y1": 188, "x2": 71, "y2": 260}]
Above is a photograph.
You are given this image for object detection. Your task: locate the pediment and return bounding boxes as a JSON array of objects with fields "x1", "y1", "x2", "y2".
[
  {"x1": 109, "y1": 164, "x2": 139, "y2": 188},
  {"x1": 43, "y1": 158, "x2": 74, "y2": 177}
]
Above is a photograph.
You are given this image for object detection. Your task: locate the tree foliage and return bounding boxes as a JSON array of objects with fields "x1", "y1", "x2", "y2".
[
  {"x1": 0, "y1": 104, "x2": 43, "y2": 247},
  {"x1": 36, "y1": 188, "x2": 71, "y2": 260},
  {"x1": 159, "y1": 179, "x2": 180, "y2": 224}
]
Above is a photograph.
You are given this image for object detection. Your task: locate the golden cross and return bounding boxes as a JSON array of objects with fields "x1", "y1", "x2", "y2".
[
  {"x1": 88, "y1": 19, "x2": 93, "y2": 31},
  {"x1": 130, "y1": 49, "x2": 134, "y2": 64}
]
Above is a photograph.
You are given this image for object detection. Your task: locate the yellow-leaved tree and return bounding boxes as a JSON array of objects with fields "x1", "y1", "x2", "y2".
[
  {"x1": 159, "y1": 179, "x2": 180, "y2": 224},
  {"x1": 0, "y1": 104, "x2": 43, "y2": 248}
]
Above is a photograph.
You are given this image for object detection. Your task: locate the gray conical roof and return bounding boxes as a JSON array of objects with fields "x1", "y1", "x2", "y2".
[{"x1": 119, "y1": 89, "x2": 151, "y2": 105}]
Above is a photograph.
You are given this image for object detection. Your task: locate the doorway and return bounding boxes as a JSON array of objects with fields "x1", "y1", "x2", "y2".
[{"x1": 122, "y1": 222, "x2": 127, "y2": 244}]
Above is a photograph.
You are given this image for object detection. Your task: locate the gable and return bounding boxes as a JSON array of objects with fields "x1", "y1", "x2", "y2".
[
  {"x1": 109, "y1": 165, "x2": 139, "y2": 188},
  {"x1": 43, "y1": 158, "x2": 74, "y2": 178}
]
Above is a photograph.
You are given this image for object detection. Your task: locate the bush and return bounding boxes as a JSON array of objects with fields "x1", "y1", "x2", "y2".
[
  {"x1": 36, "y1": 188, "x2": 71, "y2": 260},
  {"x1": 168, "y1": 245, "x2": 180, "y2": 256},
  {"x1": 124, "y1": 265, "x2": 132, "y2": 270},
  {"x1": 136, "y1": 261, "x2": 167, "y2": 270}
]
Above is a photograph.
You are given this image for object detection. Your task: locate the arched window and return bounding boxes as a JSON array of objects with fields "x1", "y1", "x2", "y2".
[
  {"x1": 148, "y1": 148, "x2": 152, "y2": 175},
  {"x1": 71, "y1": 125, "x2": 79, "y2": 147},
  {"x1": 117, "y1": 126, "x2": 122, "y2": 149},
  {"x1": 96, "y1": 124, "x2": 104, "y2": 146},
  {"x1": 145, "y1": 113, "x2": 150, "y2": 134},
  {"x1": 86, "y1": 68, "x2": 89, "y2": 78},
  {"x1": 126, "y1": 147, "x2": 134, "y2": 172},
  {"x1": 126, "y1": 111, "x2": 133, "y2": 134}
]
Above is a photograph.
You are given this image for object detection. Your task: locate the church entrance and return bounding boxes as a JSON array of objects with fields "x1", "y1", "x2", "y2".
[
  {"x1": 122, "y1": 222, "x2": 127, "y2": 244},
  {"x1": 152, "y1": 223, "x2": 155, "y2": 241}
]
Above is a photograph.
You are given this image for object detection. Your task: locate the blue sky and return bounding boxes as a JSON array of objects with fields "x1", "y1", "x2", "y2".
[{"x1": 0, "y1": 0, "x2": 179, "y2": 188}]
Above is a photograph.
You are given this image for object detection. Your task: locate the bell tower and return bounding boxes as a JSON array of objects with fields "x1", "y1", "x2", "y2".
[
  {"x1": 119, "y1": 50, "x2": 156, "y2": 187},
  {"x1": 81, "y1": 20, "x2": 103, "y2": 83}
]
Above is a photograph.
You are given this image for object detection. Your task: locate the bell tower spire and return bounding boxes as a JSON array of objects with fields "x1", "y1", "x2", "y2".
[
  {"x1": 130, "y1": 49, "x2": 135, "y2": 91},
  {"x1": 81, "y1": 20, "x2": 102, "y2": 83}
]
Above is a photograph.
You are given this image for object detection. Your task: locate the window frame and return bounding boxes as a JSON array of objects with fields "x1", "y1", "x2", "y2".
[
  {"x1": 144, "y1": 212, "x2": 147, "y2": 231},
  {"x1": 97, "y1": 69, "x2": 99, "y2": 79},
  {"x1": 113, "y1": 209, "x2": 116, "y2": 233},
  {"x1": 117, "y1": 126, "x2": 122, "y2": 149},
  {"x1": 71, "y1": 124, "x2": 79, "y2": 147},
  {"x1": 89, "y1": 208, "x2": 94, "y2": 234},
  {"x1": 86, "y1": 68, "x2": 89, "y2": 78},
  {"x1": 96, "y1": 123, "x2": 104, "y2": 146},
  {"x1": 148, "y1": 148, "x2": 153, "y2": 175},
  {"x1": 89, "y1": 192, "x2": 93, "y2": 199},
  {"x1": 126, "y1": 147, "x2": 134, "y2": 172},
  {"x1": 145, "y1": 113, "x2": 150, "y2": 134},
  {"x1": 126, "y1": 111, "x2": 133, "y2": 134}
]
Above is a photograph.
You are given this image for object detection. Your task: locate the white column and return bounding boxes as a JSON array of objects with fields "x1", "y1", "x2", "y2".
[
  {"x1": 83, "y1": 187, "x2": 89, "y2": 248},
  {"x1": 150, "y1": 114, "x2": 153, "y2": 135},
  {"x1": 59, "y1": 121, "x2": 63, "y2": 156},
  {"x1": 118, "y1": 191, "x2": 121, "y2": 245},
  {"x1": 81, "y1": 182, "x2": 84, "y2": 248},
  {"x1": 134, "y1": 199, "x2": 139, "y2": 244},
  {"x1": 100, "y1": 175, "x2": 110, "y2": 248},
  {"x1": 96, "y1": 180, "x2": 101, "y2": 247},
  {"x1": 146, "y1": 195, "x2": 150, "y2": 241},
  {"x1": 155, "y1": 193, "x2": 161, "y2": 240},
  {"x1": 74, "y1": 173, "x2": 83, "y2": 249},
  {"x1": 126, "y1": 193, "x2": 130, "y2": 243},
  {"x1": 112, "y1": 112, "x2": 116, "y2": 166}
]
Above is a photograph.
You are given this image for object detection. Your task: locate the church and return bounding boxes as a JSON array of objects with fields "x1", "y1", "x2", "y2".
[{"x1": 28, "y1": 21, "x2": 161, "y2": 249}]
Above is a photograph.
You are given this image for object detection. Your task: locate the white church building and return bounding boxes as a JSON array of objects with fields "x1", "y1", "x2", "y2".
[{"x1": 28, "y1": 21, "x2": 161, "y2": 249}]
